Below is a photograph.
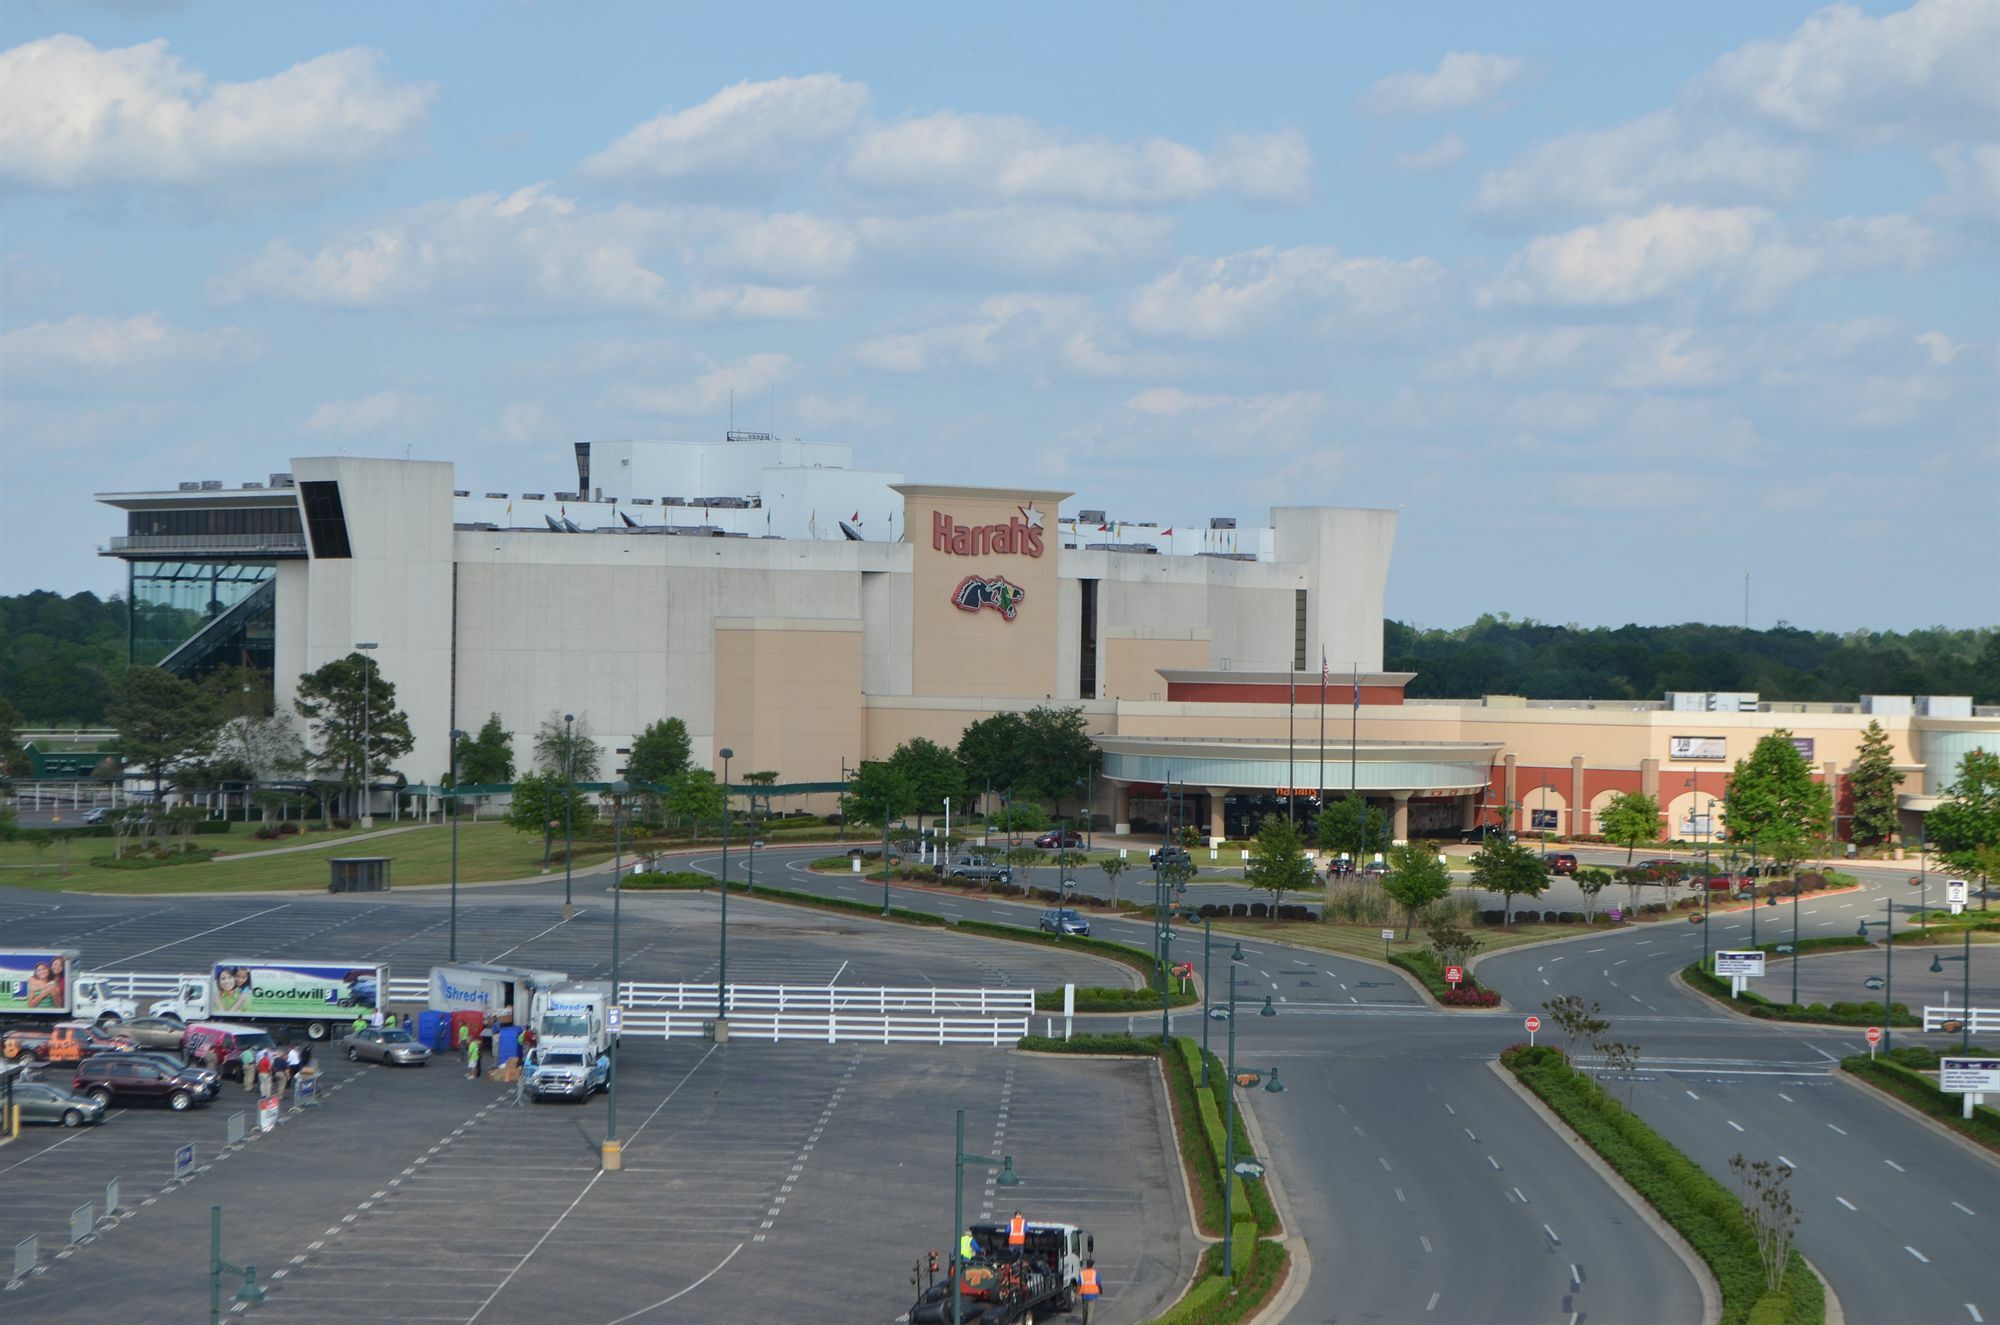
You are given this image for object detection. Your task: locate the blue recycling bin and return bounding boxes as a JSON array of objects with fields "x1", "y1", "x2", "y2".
[
  {"x1": 418, "y1": 1010, "x2": 450, "y2": 1052},
  {"x1": 496, "y1": 1027, "x2": 520, "y2": 1064}
]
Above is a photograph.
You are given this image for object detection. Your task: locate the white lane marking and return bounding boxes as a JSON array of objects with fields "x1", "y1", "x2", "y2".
[
  {"x1": 1727, "y1": 1121, "x2": 1745, "y2": 1133},
  {"x1": 1543, "y1": 1224, "x2": 1561, "y2": 1245},
  {"x1": 1885, "y1": 1159, "x2": 1906, "y2": 1172},
  {"x1": 1514, "y1": 1187, "x2": 1528, "y2": 1203},
  {"x1": 107, "y1": 902, "x2": 293, "y2": 964},
  {"x1": 1587, "y1": 948, "x2": 1606, "y2": 953},
  {"x1": 1443, "y1": 1103, "x2": 1456, "y2": 1116},
  {"x1": 1379, "y1": 1157, "x2": 1392, "y2": 1171},
  {"x1": 1613, "y1": 959, "x2": 1628, "y2": 967},
  {"x1": 1953, "y1": 1201, "x2": 1977, "y2": 1216},
  {"x1": 1551, "y1": 956, "x2": 1565, "y2": 962},
  {"x1": 486, "y1": 909, "x2": 589, "y2": 963},
  {"x1": 1778, "y1": 1092, "x2": 1795, "y2": 1103},
  {"x1": 1464, "y1": 1127, "x2": 1478, "y2": 1141},
  {"x1": 1837, "y1": 1197, "x2": 1858, "y2": 1211},
  {"x1": 1907, "y1": 1246, "x2": 1930, "y2": 1264},
  {"x1": 1686, "y1": 1090, "x2": 1701, "y2": 1100},
  {"x1": 1570, "y1": 1264, "x2": 1581, "y2": 1288},
  {"x1": 467, "y1": 1171, "x2": 606, "y2": 1322},
  {"x1": 828, "y1": 961, "x2": 848, "y2": 984},
  {"x1": 1827, "y1": 1123, "x2": 1847, "y2": 1135},
  {"x1": 1420, "y1": 1235, "x2": 1432, "y2": 1253},
  {"x1": 1778, "y1": 1156, "x2": 1795, "y2": 1169},
  {"x1": 1395, "y1": 1188, "x2": 1405, "y2": 1202},
  {"x1": 1966, "y1": 1306, "x2": 1983, "y2": 1323},
  {"x1": 600, "y1": 1243, "x2": 745, "y2": 1324},
  {"x1": 1487, "y1": 1155, "x2": 1501, "y2": 1170},
  {"x1": 1427, "y1": 1292, "x2": 1441, "y2": 1312}
]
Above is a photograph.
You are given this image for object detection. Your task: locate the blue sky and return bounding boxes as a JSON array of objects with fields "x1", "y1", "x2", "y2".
[{"x1": 2, "y1": 0, "x2": 1995, "y2": 630}]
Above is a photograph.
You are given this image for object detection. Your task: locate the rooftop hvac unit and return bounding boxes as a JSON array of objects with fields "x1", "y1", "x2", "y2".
[
  {"x1": 630, "y1": 497, "x2": 655, "y2": 506},
  {"x1": 269, "y1": 472, "x2": 295, "y2": 487},
  {"x1": 1860, "y1": 695, "x2": 1915, "y2": 716},
  {"x1": 452, "y1": 489, "x2": 470, "y2": 497},
  {"x1": 555, "y1": 491, "x2": 582, "y2": 502},
  {"x1": 485, "y1": 492, "x2": 508, "y2": 500},
  {"x1": 241, "y1": 481, "x2": 264, "y2": 489},
  {"x1": 200, "y1": 480, "x2": 223, "y2": 490},
  {"x1": 1077, "y1": 509, "x2": 1107, "y2": 524},
  {"x1": 1208, "y1": 517, "x2": 1236, "y2": 529},
  {"x1": 521, "y1": 492, "x2": 546, "y2": 500},
  {"x1": 179, "y1": 481, "x2": 202, "y2": 491},
  {"x1": 1915, "y1": 695, "x2": 1973, "y2": 718}
]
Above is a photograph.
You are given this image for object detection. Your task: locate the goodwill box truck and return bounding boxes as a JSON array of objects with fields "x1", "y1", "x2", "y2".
[
  {"x1": 154, "y1": 961, "x2": 385, "y2": 1042},
  {"x1": 0, "y1": 949, "x2": 141, "y2": 1026}
]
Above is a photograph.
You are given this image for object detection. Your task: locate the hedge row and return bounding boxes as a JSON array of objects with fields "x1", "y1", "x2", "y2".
[
  {"x1": 1033, "y1": 985, "x2": 1198, "y2": 1013},
  {"x1": 1506, "y1": 1045, "x2": 1823, "y2": 1325},
  {"x1": 1841, "y1": 1056, "x2": 2000, "y2": 1154},
  {"x1": 1189, "y1": 1042, "x2": 1281, "y2": 1234},
  {"x1": 1682, "y1": 962, "x2": 1917, "y2": 1027},
  {"x1": 1752, "y1": 935, "x2": 1868, "y2": 955},
  {"x1": 1391, "y1": 949, "x2": 1502, "y2": 1008},
  {"x1": 86, "y1": 847, "x2": 220, "y2": 870},
  {"x1": 1154, "y1": 1229, "x2": 1291, "y2": 1325}
]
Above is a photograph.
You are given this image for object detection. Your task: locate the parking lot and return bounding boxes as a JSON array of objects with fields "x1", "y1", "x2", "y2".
[{"x1": 0, "y1": 883, "x2": 1193, "y2": 1323}]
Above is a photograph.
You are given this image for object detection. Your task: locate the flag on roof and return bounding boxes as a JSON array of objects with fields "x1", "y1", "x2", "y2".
[{"x1": 1161, "y1": 527, "x2": 1173, "y2": 537}]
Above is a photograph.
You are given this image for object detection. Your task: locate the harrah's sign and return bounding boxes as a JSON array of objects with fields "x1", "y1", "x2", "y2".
[{"x1": 932, "y1": 505, "x2": 1045, "y2": 558}]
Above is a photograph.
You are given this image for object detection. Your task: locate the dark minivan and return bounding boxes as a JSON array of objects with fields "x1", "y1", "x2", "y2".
[{"x1": 73, "y1": 1055, "x2": 214, "y2": 1112}]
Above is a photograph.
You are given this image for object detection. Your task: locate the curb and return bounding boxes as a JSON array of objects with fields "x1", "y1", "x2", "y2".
[
  {"x1": 1668, "y1": 969, "x2": 1922, "y2": 1034},
  {"x1": 1487, "y1": 1057, "x2": 1723, "y2": 1325},
  {"x1": 1832, "y1": 1066, "x2": 2000, "y2": 1172}
]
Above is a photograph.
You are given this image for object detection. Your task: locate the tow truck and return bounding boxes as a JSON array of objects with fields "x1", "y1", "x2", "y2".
[{"x1": 908, "y1": 1221, "x2": 1095, "y2": 1324}]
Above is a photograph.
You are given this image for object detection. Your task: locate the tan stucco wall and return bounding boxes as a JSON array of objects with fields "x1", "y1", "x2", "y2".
[
  {"x1": 1102, "y1": 632, "x2": 1212, "y2": 702},
  {"x1": 712, "y1": 619, "x2": 863, "y2": 787},
  {"x1": 900, "y1": 485, "x2": 1068, "y2": 700}
]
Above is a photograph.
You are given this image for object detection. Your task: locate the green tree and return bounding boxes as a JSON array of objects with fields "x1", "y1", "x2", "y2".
[
  {"x1": 1382, "y1": 842, "x2": 1452, "y2": 939},
  {"x1": 740, "y1": 770, "x2": 780, "y2": 823},
  {"x1": 1018, "y1": 704, "x2": 1099, "y2": 811},
  {"x1": 454, "y1": 713, "x2": 516, "y2": 786},
  {"x1": 1244, "y1": 813, "x2": 1315, "y2": 917},
  {"x1": 534, "y1": 713, "x2": 602, "y2": 782},
  {"x1": 1098, "y1": 857, "x2": 1130, "y2": 908},
  {"x1": 664, "y1": 769, "x2": 727, "y2": 830},
  {"x1": 0, "y1": 695, "x2": 30, "y2": 785},
  {"x1": 1929, "y1": 749, "x2": 2000, "y2": 907},
  {"x1": 626, "y1": 717, "x2": 691, "y2": 788},
  {"x1": 1575, "y1": 866, "x2": 1612, "y2": 921},
  {"x1": 292, "y1": 653, "x2": 414, "y2": 818},
  {"x1": 1471, "y1": 835, "x2": 1550, "y2": 923},
  {"x1": 1846, "y1": 719, "x2": 1903, "y2": 847},
  {"x1": 1599, "y1": 791, "x2": 1662, "y2": 864},
  {"x1": 1725, "y1": 730, "x2": 1832, "y2": 876},
  {"x1": 840, "y1": 760, "x2": 917, "y2": 831},
  {"x1": 888, "y1": 736, "x2": 966, "y2": 832},
  {"x1": 956, "y1": 712, "x2": 1028, "y2": 800},
  {"x1": 111, "y1": 665, "x2": 217, "y2": 801},
  {"x1": 505, "y1": 770, "x2": 587, "y2": 867},
  {"x1": 1315, "y1": 795, "x2": 1388, "y2": 860}
]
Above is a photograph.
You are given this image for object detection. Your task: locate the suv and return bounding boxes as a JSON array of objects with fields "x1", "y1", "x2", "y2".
[
  {"x1": 1460, "y1": 824, "x2": 1515, "y2": 846},
  {"x1": 181, "y1": 1023, "x2": 280, "y2": 1080},
  {"x1": 1541, "y1": 852, "x2": 1579, "y2": 875},
  {"x1": 942, "y1": 855, "x2": 1013, "y2": 884},
  {"x1": 83, "y1": 1051, "x2": 220, "y2": 1100},
  {"x1": 1038, "y1": 908, "x2": 1091, "y2": 936},
  {"x1": 73, "y1": 1055, "x2": 212, "y2": 1111}
]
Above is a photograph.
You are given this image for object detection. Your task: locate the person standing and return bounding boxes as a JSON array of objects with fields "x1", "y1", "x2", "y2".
[
  {"x1": 514, "y1": 1049, "x2": 533, "y2": 1106},
  {"x1": 272, "y1": 1046, "x2": 290, "y2": 1098},
  {"x1": 369, "y1": 1006, "x2": 384, "y2": 1032},
  {"x1": 465, "y1": 1034, "x2": 481, "y2": 1080},
  {"x1": 1008, "y1": 1211, "x2": 1026, "y2": 1256},
  {"x1": 352, "y1": 1011, "x2": 367, "y2": 1037},
  {"x1": 240, "y1": 1044, "x2": 256, "y2": 1092},
  {"x1": 1079, "y1": 1259, "x2": 1101, "y2": 1311},
  {"x1": 285, "y1": 1044, "x2": 302, "y2": 1096},
  {"x1": 255, "y1": 1048, "x2": 273, "y2": 1098}
]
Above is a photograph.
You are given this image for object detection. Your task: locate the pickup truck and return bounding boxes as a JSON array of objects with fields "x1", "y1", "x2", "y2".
[
  {"x1": 3, "y1": 1020, "x2": 140, "y2": 1063},
  {"x1": 941, "y1": 855, "x2": 1013, "y2": 884}
]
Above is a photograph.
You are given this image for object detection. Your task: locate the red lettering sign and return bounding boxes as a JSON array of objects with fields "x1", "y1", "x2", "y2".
[{"x1": 932, "y1": 505, "x2": 1046, "y2": 559}]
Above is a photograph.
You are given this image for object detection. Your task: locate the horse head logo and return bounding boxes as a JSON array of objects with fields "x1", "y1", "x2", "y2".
[{"x1": 951, "y1": 574, "x2": 1026, "y2": 621}]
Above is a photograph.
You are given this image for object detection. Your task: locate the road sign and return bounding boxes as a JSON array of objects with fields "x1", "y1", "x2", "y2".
[
  {"x1": 1232, "y1": 1160, "x2": 1267, "y2": 1179},
  {"x1": 1714, "y1": 951, "x2": 1766, "y2": 978},
  {"x1": 608, "y1": 1005, "x2": 624, "y2": 1033},
  {"x1": 1444, "y1": 964, "x2": 1464, "y2": 986},
  {"x1": 1948, "y1": 879, "x2": 1968, "y2": 915},
  {"x1": 1864, "y1": 1026, "x2": 1882, "y2": 1045},
  {"x1": 1381, "y1": 929, "x2": 1395, "y2": 942},
  {"x1": 1864, "y1": 975, "x2": 1886, "y2": 991},
  {"x1": 173, "y1": 1143, "x2": 195, "y2": 1182},
  {"x1": 1525, "y1": 1016, "x2": 1541, "y2": 1033},
  {"x1": 1940, "y1": 1059, "x2": 2000, "y2": 1093}
]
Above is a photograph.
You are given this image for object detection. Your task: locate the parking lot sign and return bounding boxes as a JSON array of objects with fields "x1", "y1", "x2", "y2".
[
  {"x1": 1947, "y1": 879, "x2": 1968, "y2": 915},
  {"x1": 1444, "y1": 965, "x2": 1464, "y2": 986},
  {"x1": 1940, "y1": 1059, "x2": 2000, "y2": 1093},
  {"x1": 608, "y1": 1005, "x2": 624, "y2": 1033},
  {"x1": 173, "y1": 1143, "x2": 195, "y2": 1182},
  {"x1": 1714, "y1": 951, "x2": 1765, "y2": 978}
]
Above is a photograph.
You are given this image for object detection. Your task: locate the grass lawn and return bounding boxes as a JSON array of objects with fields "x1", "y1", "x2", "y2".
[
  {"x1": 3, "y1": 823, "x2": 618, "y2": 895},
  {"x1": 1204, "y1": 916, "x2": 1603, "y2": 962},
  {"x1": 0, "y1": 822, "x2": 413, "y2": 871}
]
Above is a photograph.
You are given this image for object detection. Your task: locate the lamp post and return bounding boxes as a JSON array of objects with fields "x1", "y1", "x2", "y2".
[
  {"x1": 1540, "y1": 780, "x2": 1551, "y2": 852},
  {"x1": 354, "y1": 643, "x2": 377, "y2": 826},
  {"x1": 1153, "y1": 859, "x2": 1174, "y2": 1046},
  {"x1": 562, "y1": 713, "x2": 576, "y2": 921},
  {"x1": 1930, "y1": 931, "x2": 1974, "y2": 1052},
  {"x1": 718, "y1": 748, "x2": 733, "y2": 1026},
  {"x1": 1857, "y1": 897, "x2": 1896, "y2": 1050},
  {"x1": 1789, "y1": 871, "x2": 1801, "y2": 1007},
  {"x1": 882, "y1": 800, "x2": 893, "y2": 918},
  {"x1": 449, "y1": 728, "x2": 463, "y2": 961},
  {"x1": 603, "y1": 778, "x2": 629, "y2": 1170},
  {"x1": 1221, "y1": 955, "x2": 1279, "y2": 1278},
  {"x1": 1917, "y1": 825, "x2": 1929, "y2": 934},
  {"x1": 1199, "y1": 917, "x2": 1217, "y2": 1087},
  {"x1": 1083, "y1": 765, "x2": 1096, "y2": 851},
  {"x1": 951, "y1": 1108, "x2": 1020, "y2": 1325}
]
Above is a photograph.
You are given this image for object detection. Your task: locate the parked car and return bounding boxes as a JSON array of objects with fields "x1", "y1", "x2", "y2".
[
  {"x1": 342, "y1": 1028, "x2": 432, "y2": 1066},
  {"x1": 81, "y1": 807, "x2": 109, "y2": 825},
  {"x1": 1541, "y1": 852, "x2": 1579, "y2": 876},
  {"x1": 942, "y1": 854, "x2": 1012, "y2": 884},
  {"x1": 1630, "y1": 858, "x2": 1687, "y2": 880},
  {"x1": 1460, "y1": 824, "x2": 1515, "y2": 846},
  {"x1": 3, "y1": 1021, "x2": 138, "y2": 1064},
  {"x1": 1037, "y1": 908, "x2": 1091, "y2": 936},
  {"x1": 87, "y1": 1051, "x2": 220, "y2": 1099},
  {"x1": 11, "y1": 1079, "x2": 107, "y2": 1127},
  {"x1": 72, "y1": 1055, "x2": 212, "y2": 1111},
  {"x1": 1034, "y1": 830, "x2": 1084, "y2": 849},
  {"x1": 180, "y1": 1022, "x2": 280, "y2": 1081},
  {"x1": 110, "y1": 1014, "x2": 189, "y2": 1051}
]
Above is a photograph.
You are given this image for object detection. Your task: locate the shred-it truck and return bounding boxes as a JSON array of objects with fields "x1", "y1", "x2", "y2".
[
  {"x1": 0, "y1": 949, "x2": 141, "y2": 1031},
  {"x1": 427, "y1": 964, "x2": 570, "y2": 1028},
  {"x1": 150, "y1": 961, "x2": 385, "y2": 1042}
]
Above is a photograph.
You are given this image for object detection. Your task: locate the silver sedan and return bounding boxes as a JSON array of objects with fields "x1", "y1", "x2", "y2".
[
  {"x1": 342, "y1": 1028, "x2": 432, "y2": 1066},
  {"x1": 111, "y1": 1015, "x2": 189, "y2": 1051},
  {"x1": 13, "y1": 1080, "x2": 108, "y2": 1127}
]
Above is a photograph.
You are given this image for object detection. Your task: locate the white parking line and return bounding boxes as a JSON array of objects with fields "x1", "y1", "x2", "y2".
[
  {"x1": 1727, "y1": 1121, "x2": 1745, "y2": 1132},
  {"x1": 1885, "y1": 1159, "x2": 1906, "y2": 1172},
  {"x1": 1827, "y1": 1123, "x2": 1847, "y2": 1135},
  {"x1": 1837, "y1": 1197, "x2": 1858, "y2": 1211},
  {"x1": 1953, "y1": 1201, "x2": 1977, "y2": 1216},
  {"x1": 1907, "y1": 1246, "x2": 1930, "y2": 1263}
]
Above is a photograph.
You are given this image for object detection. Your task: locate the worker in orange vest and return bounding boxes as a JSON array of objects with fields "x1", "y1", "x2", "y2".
[
  {"x1": 1079, "y1": 1259, "x2": 1101, "y2": 1301},
  {"x1": 1008, "y1": 1211, "x2": 1026, "y2": 1254}
]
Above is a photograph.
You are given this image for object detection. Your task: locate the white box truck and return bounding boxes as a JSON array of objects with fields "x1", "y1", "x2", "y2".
[
  {"x1": 0, "y1": 949, "x2": 141, "y2": 1028},
  {"x1": 526, "y1": 981, "x2": 614, "y2": 1100},
  {"x1": 152, "y1": 960, "x2": 385, "y2": 1042},
  {"x1": 427, "y1": 963, "x2": 569, "y2": 1028}
]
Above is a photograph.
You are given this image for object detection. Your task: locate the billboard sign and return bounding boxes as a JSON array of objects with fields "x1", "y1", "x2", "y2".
[
  {"x1": 1788, "y1": 737, "x2": 1815, "y2": 762},
  {"x1": 1530, "y1": 809, "x2": 1559, "y2": 830},
  {"x1": 0, "y1": 950, "x2": 73, "y2": 1014},
  {"x1": 210, "y1": 962, "x2": 379, "y2": 1018},
  {"x1": 932, "y1": 505, "x2": 1046, "y2": 558},
  {"x1": 1939, "y1": 1059, "x2": 2000, "y2": 1093},
  {"x1": 1947, "y1": 879, "x2": 1969, "y2": 914},
  {"x1": 1670, "y1": 736, "x2": 1727, "y2": 761},
  {"x1": 1713, "y1": 951, "x2": 1766, "y2": 978}
]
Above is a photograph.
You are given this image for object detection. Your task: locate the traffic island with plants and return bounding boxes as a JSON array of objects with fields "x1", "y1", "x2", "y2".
[
  {"x1": 1013, "y1": 1033, "x2": 1289, "y2": 1325},
  {"x1": 1680, "y1": 961, "x2": 1918, "y2": 1028},
  {"x1": 1840, "y1": 1044, "x2": 2000, "y2": 1155},
  {"x1": 1504, "y1": 1043, "x2": 1825, "y2": 1325}
]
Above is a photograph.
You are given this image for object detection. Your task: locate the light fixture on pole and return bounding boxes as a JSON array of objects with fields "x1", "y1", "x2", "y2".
[
  {"x1": 562, "y1": 713, "x2": 576, "y2": 921},
  {"x1": 950, "y1": 1108, "x2": 1020, "y2": 1325},
  {"x1": 1930, "y1": 931, "x2": 1973, "y2": 1052},
  {"x1": 354, "y1": 643, "x2": 377, "y2": 827},
  {"x1": 1200, "y1": 915, "x2": 1215, "y2": 1086},
  {"x1": 718, "y1": 748, "x2": 734, "y2": 1030},
  {"x1": 1221, "y1": 950, "x2": 1280, "y2": 1278},
  {"x1": 603, "y1": 778, "x2": 629, "y2": 1170},
  {"x1": 1856, "y1": 897, "x2": 1896, "y2": 1050},
  {"x1": 449, "y1": 728, "x2": 464, "y2": 961}
]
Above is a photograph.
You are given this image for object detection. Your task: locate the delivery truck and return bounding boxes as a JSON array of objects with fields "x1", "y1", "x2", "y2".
[
  {"x1": 0, "y1": 949, "x2": 142, "y2": 1031},
  {"x1": 427, "y1": 963, "x2": 570, "y2": 1028},
  {"x1": 150, "y1": 960, "x2": 386, "y2": 1042},
  {"x1": 525, "y1": 980, "x2": 615, "y2": 1102}
]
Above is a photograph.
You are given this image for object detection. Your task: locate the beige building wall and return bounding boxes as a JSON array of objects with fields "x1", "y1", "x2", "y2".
[
  {"x1": 1102, "y1": 631, "x2": 1212, "y2": 702},
  {"x1": 899, "y1": 484, "x2": 1068, "y2": 700},
  {"x1": 712, "y1": 619, "x2": 864, "y2": 786}
]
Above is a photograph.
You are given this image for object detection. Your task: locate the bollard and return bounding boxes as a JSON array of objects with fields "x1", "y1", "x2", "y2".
[
  {"x1": 69, "y1": 1202, "x2": 92, "y2": 1245},
  {"x1": 104, "y1": 1177, "x2": 121, "y2": 1218},
  {"x1": 14, "y1": 1233, "x2": 37, "y2": 1281}
]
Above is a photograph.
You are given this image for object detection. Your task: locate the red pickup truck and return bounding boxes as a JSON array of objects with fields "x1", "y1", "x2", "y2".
[{"x1": 1, "y1": 1020, "x2": 139, "y2": 1063}]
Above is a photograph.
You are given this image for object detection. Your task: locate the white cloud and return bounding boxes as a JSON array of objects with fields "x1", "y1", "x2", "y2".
[
  {"x1": 301, "y1": 390, "x2": 430, "y2": 436},
  {"x1": 1433, "y1": 324, "x2": 1738, "y2": 390},
  {"x1": 705, "y1": 212, "x2": 857, "y2": 283},
  {"x1": 493, "y1": 400, "x2": 558, "y2": 444},
  {"x1": 844, "y1": 112, "x2": 1309, "y2": 207},
  {"x1": 0, "y1": 35, "x2": 432, "y2": 191},
  {"x1": 1358, "y1": 52, "x2": 1528, "y2": 117},
  {"x1": 0, "y1": 312, "x2": 257, "y2": 378},
  {"x1": 581, "y1": 74, "x2": 868, "y2": 190},
  {"x1": 1915, "y1": 331, "x2": 1969, "y2": 365},
  {"x1": 1130, "y1": 245, "x2": 1450, "y2": 340},
  {"x1": 1471, "y1": 110, "x2": 1811, "y2": 227},
  {"x1": 683, "y1": 285, "x2": 818, "y2": 322},
  {"x1": 215, "y1": 184, "x2": 675, "y2": 314},
  {"x1": 851, "y1": 293, "x2": 1173, "y2": 380},
  {"x1": 612, "y1": 353, "x2": 795, "y2": 415},
  {"x1": 1927, "y1": 143, "x2": 2000, "y2": 225},
  {"x1": 853, "y1": 207, "x2": 1176, "y2": 283},
  {"x1": 1696, "y1": 0, "x2": 2000, "y2": 147},
  {"x1": 1395, "y1": 133, "x2": 1467, "y2": 175}
]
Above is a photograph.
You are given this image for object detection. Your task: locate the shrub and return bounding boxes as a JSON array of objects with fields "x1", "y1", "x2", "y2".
[
  {"x1": 253, "y1": 824, "x2": 280, "y2": 840},
  {"x1": 619, "y1": 871, "x2": 714, "y2": 890},
  {"x1": 333, "y1": 818, "x2": 354, "y2": 829},
  {"x1": 1016, "y1": 1033, "x2": 1162, "y2": 1056},
  {"x1": 1249, "y1": 903, "x2": 1268, "y2": 919},
  {"x1": 1843, "y1": 1056, "x2": 2000, "y2": 1153},
  {"x1": 1231, "y1": 903, "x2": 1249, "y2": 918},
  {"x1": 1683, "y1": 963, "x2": 1917, "y2": 1026},
  {"x1": 1442, "y1": 986, "x2": 1502, "y2": 1007},
  {"x1": 1480, "y1": 909, "x2": 1507, "y2": 925}
]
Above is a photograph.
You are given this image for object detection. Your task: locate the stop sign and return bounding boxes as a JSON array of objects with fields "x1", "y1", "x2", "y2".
[
  {"x1": 1525, "y1": 1015, "x2": 1541, "y2": 1033},
  {"x1": 1865, "y1": 1026, "x2": 1882, "y2": 1045},
  {"x1": 1444, "y1": 964, "x2": 1464, "y2": 985}
]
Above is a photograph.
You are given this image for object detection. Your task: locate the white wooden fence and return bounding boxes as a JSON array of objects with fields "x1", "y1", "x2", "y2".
[{"x1": 1924, "y1": 1005, "x2": 2000, "y2": 1034}]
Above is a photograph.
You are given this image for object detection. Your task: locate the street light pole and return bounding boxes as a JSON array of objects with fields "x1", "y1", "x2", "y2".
[
  {"x1": 882, "y1": 798, "x2": 893, "y2": 918},
  {"x1": 1930, "y1": 930, "x2": 1974, "y2": 1052},
  {"x1": 355, "y1": 643, "x2": 377, "y2": 826},
  {"x1": 718, "y1": 748, "x2": 733, "y2": 1026},
  {"x1": 603, "y1": 779, "x2": 629, "y2": 1170},
  {"x1": 951, "y1": 1107, "x2": 1019, "y2": 1325},
  {"x1": 562, "y1": 713, "x2": 575, "y2": 921},
  {"x1": 1223, "y1": 960, "x2": 1238, "y2": 1271},
  {"x1": 449, "y1": 728, "x2": 463, "y2": 962},
  {"x1": 1200, "y1": 917, "x2": 1214, "y2": 1087},
  {"x1": 1857, "y1": 897, "x2": 1896, "y2": 1050}
]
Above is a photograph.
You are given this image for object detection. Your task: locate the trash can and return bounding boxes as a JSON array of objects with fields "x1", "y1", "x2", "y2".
[{"x1": 496, "y1": 1027, "x2": 520, "y2": 1064}]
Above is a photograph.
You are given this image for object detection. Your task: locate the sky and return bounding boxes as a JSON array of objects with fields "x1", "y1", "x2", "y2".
[{"x1": 1, "y1": 0, "x2": 1995, "y2": 631}]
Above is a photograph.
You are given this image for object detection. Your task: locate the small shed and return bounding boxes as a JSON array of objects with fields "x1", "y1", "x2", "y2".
[{"x1": 329, "y1": 857, "x2": 392, "y2": 893}]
